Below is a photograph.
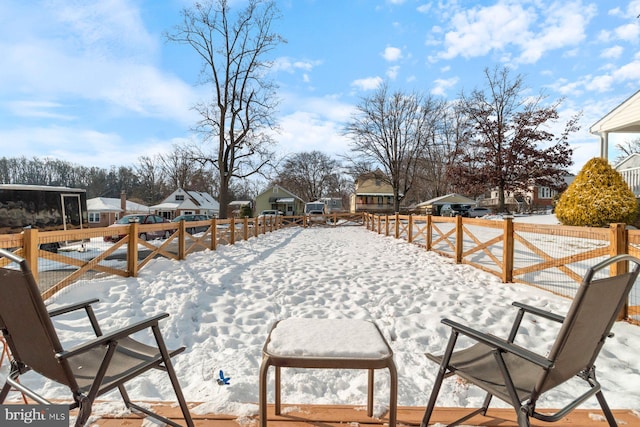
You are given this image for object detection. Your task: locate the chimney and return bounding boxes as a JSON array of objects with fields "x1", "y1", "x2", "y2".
[{"x1": 120, "y1": 190, "x2": 127, "y2": 215}]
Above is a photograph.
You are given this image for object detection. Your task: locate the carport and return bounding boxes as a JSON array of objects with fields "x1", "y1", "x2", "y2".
[{"x1": 590, "y1": 90, "x2": 640, "y2": 159}]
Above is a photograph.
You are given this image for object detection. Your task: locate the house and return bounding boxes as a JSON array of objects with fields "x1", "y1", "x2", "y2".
[
  {"x1": 591, "y1": 90, "x2": 640, "y2": 160},
  {"x1": 349, "y1": 169, "x2": 396, "y2": 214},
  {"x1": 87, "y1": 191, "x2": 150, "y2": 228},
  {"x1": 151, "y1": 188, "x2": 219, "y2": 220},
  {"x1": 477, "y1": 174, "x2": 574, "y2": 213},
  {"x1": 415, "y1": 193, "x2": 477, "y2": 215},
  {"x1": 317, "y1": 197, "x2": 346, "y2": 213},
  {"x1": 227, "y1": 200, "x2": 253, "y2": 217},
  {"x1": 615, "y1": 154, "x2": 640, "y2": 197},
  {"x1": 254, "y1": 185, "x2": 304, "y2": 216}
]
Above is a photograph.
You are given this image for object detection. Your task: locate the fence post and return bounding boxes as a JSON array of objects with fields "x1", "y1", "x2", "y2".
[
  {"x1": 128, "y1": 222, "x2": 139, "y2": 277},
  {"x1": 426, "y1": 215, "x2": 432, "y2": 251},
  {"x1": 230, "y1": 217, "x2": 236, "y2": 244},
  {"x1": 394, "y1": 213, "x2": 400, "y2": 238},
  {"x1": 455, "y1": 215, "x2": 463, "y2": 263},
  {"x1": 377, "y1": 215, "x2": 382, "y2": 234},
  {"x1": 178, "y1": 220, "x2": 186, "y2": 260},
  {"x1": 610, "y1": 223, "x2": 628, "y2": 319},
  {"x1": 408, "y1": 215, "x2": 414, "y2": 243},
  {"x1": 211, "y1": 218, "x2": 218, "y2": 250},
  {"x1": 23, "y1": 229, "x2": 39, "y2": 283},
  {"x1": 244, "y1": 217, "x2": 249, "y2": 240},
  {"x1": 502, "y1": 217, "x2": 514, "y2": 283}
]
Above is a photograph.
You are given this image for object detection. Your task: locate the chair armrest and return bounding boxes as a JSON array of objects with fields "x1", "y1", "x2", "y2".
[
  {"x1": 442, "y1": 318, "x2": 554, "y2": 369},
  {"x1": 512, "y1": 302, "x2": 565, "y2": 323},
  {"x1": 48, "y1": 298, "x2": 103, "y2": 337},
  {"x1": 48, "y1": 299, "x2": 100, "y2": 317},
  {"x1": 57, "y1": 313, "x2": 169, "y2": 359}
]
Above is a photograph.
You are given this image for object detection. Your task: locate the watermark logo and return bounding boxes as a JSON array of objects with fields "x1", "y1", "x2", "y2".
[{"x1": 1, "y1": 405, "x2": 67, "y2": 426}]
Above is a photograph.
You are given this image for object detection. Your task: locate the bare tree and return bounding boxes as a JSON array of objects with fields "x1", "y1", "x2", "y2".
[
  {"x1": 408, "y1": 100, "x2": 472, "y2": 203},
  {"x1": 344, "y1": 83, "x2": 444, "y2": 212},
  {"x1": 166, "y1": 0, "x2": 284, "y2": 218},
  {"x1": 449, "y1": 66, "x2": 578, "y2": 212},
  {"x1": 272, "y1": 151, "x2": 343, "y2": 202},
  {"x1": 615, "y1": 137, "x2": 640, "y2": 163}
]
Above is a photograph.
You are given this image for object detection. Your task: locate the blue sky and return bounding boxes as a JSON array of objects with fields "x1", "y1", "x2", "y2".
[{"x1": 1, "y1": 0, "x2": 639, "y2": 174}]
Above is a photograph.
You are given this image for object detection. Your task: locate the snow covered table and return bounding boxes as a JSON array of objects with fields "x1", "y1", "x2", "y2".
[{"x1": 259, "y1": 318, "x2": 397, "y2": 427}]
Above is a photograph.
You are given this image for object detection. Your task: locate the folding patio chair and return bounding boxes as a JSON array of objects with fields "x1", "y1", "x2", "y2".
[
  {"x1": 421, "y1": 254, "x2": 640, "y2": 427},
  {"x1": 0, "y1": 248, "x2": 194, "y2": 427}
]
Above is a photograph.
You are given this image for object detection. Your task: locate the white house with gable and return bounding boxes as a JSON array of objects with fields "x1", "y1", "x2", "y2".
[{"x1": 151, "y1": 188, "x2": 219, "y2": 220}]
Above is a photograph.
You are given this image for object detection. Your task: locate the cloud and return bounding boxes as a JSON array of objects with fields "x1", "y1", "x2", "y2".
[
  {"x1": 6, "y1": 101, "x2": 76, "y2": 120},
  {"x1": 417, "y1": 3, "x2": 432, "y2": 14},
  {"x1": 432, "y1": 1, "x2": 595, "y2": 64},
  {"x1": 272, "y1": 57, "x2": 322, "y2": 73},
  {"x1": 434, "y1": 2, "x2": 533, "y2": 60},
  {"x1": 0, "y1": 125, "x2": 177, "y2": 168},
  {"x1": 431, "y1": 77, "x2": 459, "y2": 96},
  {"x1": 0, "y1": 1, "x2": 199, "y2": 125},
  {"x1": 382, "y1": 46, "x2": 403, "y2": 61},
  {"x1": 386, "y1": 66, "x2": 400, "y2": 80},
  {"x1": 601, "y1": 45, "x2": 624, "y2": 59},
  {"x1": 614, "y1": 23, "x2": 640, "y2": 43},
  {"x1": 586, "y1": 59, "x2": 640, "y2": 92},
  {"x1": 517, "y1": 2, "x2": 595, "y2": 63},
  {"x1": 351, "y1": 77, "x2": 384, "y2": 91}
]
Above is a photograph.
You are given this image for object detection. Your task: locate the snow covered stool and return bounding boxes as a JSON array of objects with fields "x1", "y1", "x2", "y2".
[{"x1": 259, "y1": 318, "x2": 397, "y2": 427}]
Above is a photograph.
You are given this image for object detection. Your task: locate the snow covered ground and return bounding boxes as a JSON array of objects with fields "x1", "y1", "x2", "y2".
[{"x1": 3, "y1": 215, "x2": 640, "y2": 423}]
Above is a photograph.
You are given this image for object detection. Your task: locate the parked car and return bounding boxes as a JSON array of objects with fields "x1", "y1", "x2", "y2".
[
  {"x1": 257, "y1": 210, "x2": 282, "y2": 226},
  {"x1": 306, "y1": 209, "x2": 326, "y2": 224},
  {"x1": 467, "y1": 207, "x2": 492, "y2": 218},
  {"x1": 440, "y1": 204, "x2": 471, "y2": 217},
  {"x1": 104, "y1": 214, "x2": 170, "y2": 242},
  {"x1": 172, "y1": 214, "x2": 212, "y2": 234}
]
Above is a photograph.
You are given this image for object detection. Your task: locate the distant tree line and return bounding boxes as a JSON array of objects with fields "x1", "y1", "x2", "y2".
[{"x1": 0, "y1": 144, "x2": 257, "y2": 206}]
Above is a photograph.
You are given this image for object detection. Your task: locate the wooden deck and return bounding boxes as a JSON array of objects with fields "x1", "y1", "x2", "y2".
[{"x1": 92, "y1": 403, "x2": 640, "y2": 426}]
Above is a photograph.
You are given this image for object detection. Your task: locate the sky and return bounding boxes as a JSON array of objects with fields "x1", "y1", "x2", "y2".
[
  {"x1": 3, "y1": 218, "x2": 640, "y2": 425},
  {"x1": 0, "y1": 0, "x2": 640, "y2": 175}
]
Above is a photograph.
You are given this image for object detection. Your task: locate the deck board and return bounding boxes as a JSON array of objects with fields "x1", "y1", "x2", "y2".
[{"x1": 91, "y1": 403, "x2": 640, "y2": 426}]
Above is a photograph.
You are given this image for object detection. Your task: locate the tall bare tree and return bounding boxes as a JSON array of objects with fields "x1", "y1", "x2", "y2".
[
  {"x1": 344, "y1": 83, "x2": 444, "y2": 212},
  {"x1": 449, "y1": 66, "x2": 578, "y2": 212},
  {"x1": 272, "y1": 151, "x2": 343, "y2": 202},
  {"x1": 166, "y1": 0, "x2": 284, "y2": 218},
  {"x1": 134, "y1": 156, "x2": 168, "y2": 205}
]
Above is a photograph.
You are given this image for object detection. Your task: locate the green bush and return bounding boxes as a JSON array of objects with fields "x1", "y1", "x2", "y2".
[
  {"x1": 555, "y1": 157, "x2": 638, "y2": 227},
  {"x1": 240, "y1": 205, "x2": 253, "y2": 218}
]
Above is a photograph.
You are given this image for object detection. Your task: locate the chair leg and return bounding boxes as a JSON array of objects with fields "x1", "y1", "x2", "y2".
[
  {"x1": 420, "y1": 373, "x2": 442, "y2": 427},
  {"x1": 152, "y1": 326, "x2": 194, "y2": 427},
  {"x1": 0, "y1": 380, "x2": 11, "y2": 403},
  {"x1": 595, "y1": 390, "x2": 618, "y2": 427},
  {"x1": 517, "y1": 406, "x2": 531, "y2": 427},
  {"x1": 75, "y1": 395, "x2": 93, "y2": 427},
  {"x1": 421, "y1": 332, "x2": 459, "y2": 427}
]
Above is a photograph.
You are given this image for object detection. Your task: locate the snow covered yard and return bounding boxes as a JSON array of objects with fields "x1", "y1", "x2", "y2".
[{"x1": 7, "y1": 224, "x2": 640, "y2": 420}]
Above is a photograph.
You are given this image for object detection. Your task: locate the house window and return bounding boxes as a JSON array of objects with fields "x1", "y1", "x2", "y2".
[
  {"x1": 175, "y1": 195, "x2": 185, "y2": 201},
  {"x1": 538, "y1": 187, "x2": 553, "y2": 199},
  {"x1": 88, "y1": 212, "x2": 100, "y2": 223}
]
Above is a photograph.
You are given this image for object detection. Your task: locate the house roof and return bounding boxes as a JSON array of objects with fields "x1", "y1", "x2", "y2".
[
  {"x1": 87, "y1": 197, "x2": 150, "y2": 213},
  {"x1": 416, "y1": 193, "x2": 477, "y2": 207},
  {"x1": 615, "y1": 153, "x2": 640, "y2": 171},
  {"x1": 256, "y1": 185, "x2": 304, "y2": 203},
  {"x1": 590, "y1": 90, "x2": 640, "y2": 135},
  {"x1": 152, "y1": 189, "x2": 220, "y2": 212}
]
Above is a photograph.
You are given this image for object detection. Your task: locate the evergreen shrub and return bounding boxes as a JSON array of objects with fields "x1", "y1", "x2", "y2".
[{"x1": 555, "y1": 157, "x2": 638, "y2": 227}]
